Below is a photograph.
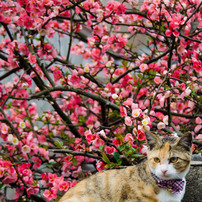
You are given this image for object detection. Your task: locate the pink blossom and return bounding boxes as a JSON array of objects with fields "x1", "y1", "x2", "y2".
[
  {"x1": 41, "y1": 173, "x2": 48, "y2": 181},
  {"x1": 159, "y1": 95, "x2": 166, "y2": 107},
  {"x1": 141, "y1": 145, "x2": 149, "y2": 155},
  {"x1": 32, "y1": 156, "x2": 42, "y2": 170},
  {"x1": 157, "y1": 122, "x2": 166, "y2": 129},
  {"x1": 58, "y1": 181, "x2": 70, "y2": 191},
  {"x1": 72, "y1": 166, "x2": 82, "y2": 178},
  {"x1": 21, "y1": 145, "x2": 31, "y2": 154},
  {"x1": 38, "y1": 147, "x2": 49, "y2": 160},
  {"x1": 194, "y1": 125, "x2": 202, "y2": 133},
  {"x1": 125, "y1": 133, "x2": 134, "y2": 145},
  {"x1": 142, "y1": 117, "x2": 150, "y2": 126},
  {"x1": 94, "y1": 137, "x2": 105, "y2": 148},
  {"x1": 178, "y1": 83, "x2": 186, "y2": 90},
  {"x1": 48, "y1": 173, "x2": 57, "y2": 183},
  {"x1": 123, "y1": 98, "x2": 133, "y2": 107},
  {"x1": 163, "y1": 115, "x2": 168, "y2": 125},
  {"x1": 53, "y1": 70, "x2": 62, "y2": 82},
  {"x1": 96, "y1": 161, "x2": 105, "y2": 171},
  {"x1": 112, "y1": 138, "x2": 121, "y2": 147},
  {"x1": 30, "y1": 143, "x2": 39, "y2": 154},
  {"x1": 3, "y1": 174, "x2": 17, "y2": 184},
  {"x1": 43, "y1": 188, "x2": 57, "y2": 201},
  {"x1": 165, "y1": 29, "x2": 172, "y2": 36},
  {"x1": 105, "y1": 146, "x2": 115, "y2": 154},
  {"x1": 1, "y1": 123, "x2": 8, "y2": 134},
  {"x1": 139, "y1": 63, "x2": 148, "y2": 72},
  {"x1": 154, "y1": 76, "x2": 163, "y2": 85},
  {"x1": 195, "y1": 117, "x2": 202, "y2": 125},
  {"x1": 0, "y1": 167, "x2": 4, "y2": 178},
  {"x1": 44, "y1": 44, "x2": 53, "y2": 52},
  {"x1": 23, "y1": 16, "x2": 34, "y2": 29},
  {"x1": 132, "y1": 109, "x2": 141, "y2": 118},
  {"x1": 28, "y1": 53, "x2": 36, "y2": 64},
  {"x1": 195, "y1": 134, "x2": 202, "y2": 140},
  {"x1": 137, "y1": 130, "x2": 146, "y2": 141},
  {"x1": 22, "y1": 169, "x2": 32, "y2": 177},
  {"x1": 125, "y1": 116, "x2": 132, "y2": 126},
  {"x1": 106, "y1": 1, "x2": 126, "y2": 15},
  {"x1": 184, "y1": 88, "x2": 191, "y2": 96},
  {"x1": 37, "y1": 135, "x2": 47, "y2": 143},
  {"x1": 177, "y1": 45, "x2": 185, "y2": 55},
  {"x1": 26, "y1": 187, "x2": 39, "y2": 198},
  {"x1": 84, "y1": 130, "x2": 96, "y2": 144},
  {"x1": 17, "y1": 0, "x2": 28, "y2": 6},
  {"x1": 116, "y1": 3, "x2": 127, "y2": 15},
  {"x1": 69, "y1": 70, "x2": 81, "y2": 85}
]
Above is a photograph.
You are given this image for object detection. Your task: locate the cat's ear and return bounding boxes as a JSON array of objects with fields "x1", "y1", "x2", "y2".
[
  {"x1": 177, "y1": 132, "x2": 192, "y2": 151},
  {"x1": 145, "y1": 131, "x2": 160, "y2": 150}
]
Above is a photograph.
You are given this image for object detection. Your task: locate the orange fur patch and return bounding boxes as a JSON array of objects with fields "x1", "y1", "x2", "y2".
[{"x1": 159, "y1": 142, "x2": 170, "y2": 164}]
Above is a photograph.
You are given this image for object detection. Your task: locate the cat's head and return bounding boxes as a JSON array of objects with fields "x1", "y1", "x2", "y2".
[{"x1": 145, "y1": 132, "x2": 192, "y2": 180}]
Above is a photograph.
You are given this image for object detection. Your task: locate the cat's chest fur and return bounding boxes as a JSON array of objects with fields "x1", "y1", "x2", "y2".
[{"x1": 157, "y1": 179, "x2": 186, "y2": 202}]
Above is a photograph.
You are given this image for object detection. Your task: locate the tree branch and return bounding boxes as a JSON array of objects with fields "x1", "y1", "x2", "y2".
[
  {"x1": 30, "y1": 85, "x2": 120, "y2": 111},
  {"x1": 49, "y1": 149, "x2": 102, "y2": 160},
  {"x1": 0, "y1": 67, "x2": 21, "y2": 81}
]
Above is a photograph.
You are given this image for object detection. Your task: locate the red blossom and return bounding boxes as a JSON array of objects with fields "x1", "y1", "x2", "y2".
[{"x1": 137, "y1": 130, "x2": 146, "y2": 141}]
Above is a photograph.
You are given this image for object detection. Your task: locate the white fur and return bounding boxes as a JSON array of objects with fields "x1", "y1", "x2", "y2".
[
  {"x1": 157, "y1": 179, "x2": 186, "y2": 202},
  {"x1": 149, "y1": 161, "x2": 190, "y2": 202}
]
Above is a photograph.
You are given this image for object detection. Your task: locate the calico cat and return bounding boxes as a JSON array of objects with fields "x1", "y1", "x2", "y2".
[{"x1": 59, "y1": 132, "x2": 192, "y2": 202}]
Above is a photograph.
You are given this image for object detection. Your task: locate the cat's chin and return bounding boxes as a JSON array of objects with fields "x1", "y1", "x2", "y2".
[
  {"x1": 156, "y1": 173, "x2": 172, "y2": 180},
  {"x1": 160, "y1": 175, "x2": 171, "y2": 180}
]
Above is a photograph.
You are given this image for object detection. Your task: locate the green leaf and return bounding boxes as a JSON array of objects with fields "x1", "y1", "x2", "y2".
[
  {"x1": 99, "y1": 145, "x2": 105, "y2": 151},
  {"x1": 137, "y1": 73, "x2": 143, "y2": 79},
  {"x1": 113, "y1": 151, "x2": 120, "y2": 161},
  {"x1": 6, "y1": 101, "x2": 12, "y2": 109},
  {"x1": 131, "y1": 154, "x2": 144, "y2": 158},
  {"x1": 53, "y1": 120, "x2": 60, "y2": 125},
  {"x1": 72, "y1": 158, "x2": 77, "y2": 166},
  {"x1": 102, "y1": 152, "x2": 111, "y2": 164},
  {"x1": 54, "y1": 140, "x2": 63, "y2": 148},
  {"x1": 113, "y1": 151, "x2": 122, "y2": 165},
  {"x1": 122, "y1": 60, "x2": 128, "y2": 67},
  {"x1": 42, "y1": 145, "x2": 49, "y2": 149}
]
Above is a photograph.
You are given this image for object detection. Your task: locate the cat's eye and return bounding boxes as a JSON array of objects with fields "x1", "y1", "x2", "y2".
[
  {"x1": 170, "y1": 157, "x2": 178, "y2": 163},
  {"x1": 154, "y1": 157, "x2": 160, "y2": 163}
]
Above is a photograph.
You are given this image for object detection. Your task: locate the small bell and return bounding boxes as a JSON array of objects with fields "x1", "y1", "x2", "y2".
[{"x1": 167, "y1": 187, "x2": 172, "y2": 194}]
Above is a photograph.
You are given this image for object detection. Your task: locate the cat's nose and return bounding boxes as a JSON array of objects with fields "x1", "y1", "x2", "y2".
[{"x1": 161, "y1": 169, "x2": 167, "y2": 174}]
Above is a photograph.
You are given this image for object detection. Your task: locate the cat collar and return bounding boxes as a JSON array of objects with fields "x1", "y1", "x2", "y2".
[{"x1": 152, "y1": 173, "x2": 185, "y2": 194}]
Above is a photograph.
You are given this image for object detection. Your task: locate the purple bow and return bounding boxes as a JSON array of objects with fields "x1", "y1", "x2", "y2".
[{"x1": 152, "y1": 173, "x2": 185, "y2": 194}]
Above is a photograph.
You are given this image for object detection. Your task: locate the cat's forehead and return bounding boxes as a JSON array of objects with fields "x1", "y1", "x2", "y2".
[
  {"x1": 161, "y1": 136, "x2": 178, "y2": 145},
  {"x1": 148, "y1": 141, "x2": 171, "y2": 160},
  {"x1": 159, "y1": 141, "x2": 170, "y2": 158},
  {"x1": 152, "y1": 136, "x2": 178, "y2": 152}
]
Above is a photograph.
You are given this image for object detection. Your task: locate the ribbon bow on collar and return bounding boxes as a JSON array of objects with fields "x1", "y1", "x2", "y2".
[{"x1": 152, "y1": 173, "x2": 185, "y2": 194}]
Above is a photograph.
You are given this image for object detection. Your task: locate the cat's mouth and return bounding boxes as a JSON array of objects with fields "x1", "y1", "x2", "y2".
[{"x1": 159, "y1": 174, "x2": 171, "y2": 179}]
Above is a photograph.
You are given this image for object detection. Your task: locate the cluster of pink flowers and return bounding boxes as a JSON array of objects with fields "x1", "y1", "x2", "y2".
[
  {"x1": 41, "y1": 173, "x2": 70, "y2": 201},
  {"x1": 0, "y1": 159, "x2": 39, "y2": 199}
]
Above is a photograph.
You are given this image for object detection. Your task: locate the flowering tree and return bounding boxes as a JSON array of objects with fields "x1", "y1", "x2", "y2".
[{"x1": 0, "y1": 0, "x2": 201, "y2": 201}]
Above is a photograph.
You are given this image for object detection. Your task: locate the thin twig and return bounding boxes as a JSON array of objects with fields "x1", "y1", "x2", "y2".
[{"x1": 49, "y1": 149, "x2": 102, "y2": 160}]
